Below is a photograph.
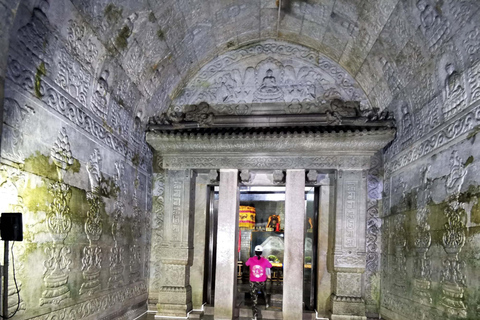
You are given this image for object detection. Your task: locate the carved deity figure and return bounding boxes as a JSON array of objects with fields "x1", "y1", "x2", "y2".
[
  {"x1": 91, "y1": 70, "x2": 109, "y2": 117},
  {"x1": 446, "y1": 150, "x2": 467, "y2": 195},
  {"x1": 253, "y1": 69, "x2": 284, "y2": 102},
  {"x1": 417, "y1": 0, "x2": 449, "y2": 51},
  {"x1": 443, "y1": 64, "x2": 466, "y2": 119}
]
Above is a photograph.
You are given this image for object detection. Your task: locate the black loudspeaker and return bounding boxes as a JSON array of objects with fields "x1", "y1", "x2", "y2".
[{"x1": 0, "y1": 213, "x2": 23, "y2": 241}]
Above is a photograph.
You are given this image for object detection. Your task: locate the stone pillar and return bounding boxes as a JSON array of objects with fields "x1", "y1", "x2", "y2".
[
  {"x1": 156, "y1": 169, "x2": 195, "y2": 317},
  {"x1": 214, "y1": 169, "x2": 239, "y2": 320},
  {"x1": 317, "y1": 183, "x2": 333, "y2": 315},
  {"x1": 283, "y1": 169, "x2": 306, "y2": 320},
  {"x1": 332, "y1": 170, "x2": 367, "y2": 320},
  {"x1": 191, "y1": 173, "x2": 209, "y2": 309}
]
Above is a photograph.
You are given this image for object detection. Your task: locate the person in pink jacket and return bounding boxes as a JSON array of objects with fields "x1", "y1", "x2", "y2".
[{"x1": 245, "y1": 245, "x2": 272, "y2": 319}]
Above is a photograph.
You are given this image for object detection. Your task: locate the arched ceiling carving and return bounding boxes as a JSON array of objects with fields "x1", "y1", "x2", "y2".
[{"x1": 171, "y1": 40, "x2": 371, "y2": 115}]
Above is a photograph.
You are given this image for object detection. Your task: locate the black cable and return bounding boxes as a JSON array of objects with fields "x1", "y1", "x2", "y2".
[{"x1": 0, "y1": 242, "x2": 21, "y2": 319}]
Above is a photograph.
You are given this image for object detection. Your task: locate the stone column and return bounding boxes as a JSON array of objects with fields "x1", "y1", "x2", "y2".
[
  {"x1": 283, "y1": 169, "x2": 306, "y2": 320},
  {"x1": 214, "y1": 169, "x2": 239, "y2": 320},
  {"x1": 156, "y1": 169, "x2": 195, "y2": 317},
  {"x1": 332, "y1": 170, "x2": 367, "y2": 320},
  {"x1": 317, "y1": 183, "x2": 333, "y2": 316}
]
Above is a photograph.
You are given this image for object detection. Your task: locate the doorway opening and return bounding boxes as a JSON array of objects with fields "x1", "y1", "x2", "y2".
[{"x1": 204, "y1": 184, "x2": 321, "y2": 313}]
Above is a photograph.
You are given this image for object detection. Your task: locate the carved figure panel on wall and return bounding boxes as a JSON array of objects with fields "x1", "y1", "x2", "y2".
[
  {"x1": 1, "y1": 98, "x2": 35, "y2": 163},
  {"x1": 41, "y1": 128, "x2": 74, "y2": 306},
  {"x1": 172, "y1": 41, "x2": 370, "y2": 112},
  {"x1": 416, "y1": 0, "x2": 450, "y2": 52},
  {"x1": 442, "y1": 63, "x2": 466, "y2": 120}
]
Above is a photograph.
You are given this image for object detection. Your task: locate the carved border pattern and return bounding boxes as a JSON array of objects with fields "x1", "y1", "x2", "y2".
[
  {"x1": 148, "y1": 129, "x2": 395, "y2": 155},
  {"x1": 385, "y1": 103, "x2": 480, "y2": 174},
  {"x1": 5, "y1": 58, "x2": 151, "y2": 173},
  {"x1": 31, "y1": 281, "x2": 147, "y2": 320},
  {"x1": 162, "y1": 155, "x2": 372, "y2": 170}
]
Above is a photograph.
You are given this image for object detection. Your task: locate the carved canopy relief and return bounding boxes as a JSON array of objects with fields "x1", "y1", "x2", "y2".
[{"x1": 171, "y1": 40, "x2": 371, "y2": 113}]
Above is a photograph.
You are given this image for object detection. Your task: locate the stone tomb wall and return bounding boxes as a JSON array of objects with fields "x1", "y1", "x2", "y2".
[{"x1": 0, "y1": 0, "x2": 152, "y2": 319}]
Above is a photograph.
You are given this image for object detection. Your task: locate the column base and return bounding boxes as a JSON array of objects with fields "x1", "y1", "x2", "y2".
[
  {"x1": 331, "y1": 295, "x2": 366, "y2": 320},
  {"x1": 156, "y1": 302, "x2": 192, "y2": 318},
  {"x1": 157, "y1": 286, "x2": 192, "y2": 317}
]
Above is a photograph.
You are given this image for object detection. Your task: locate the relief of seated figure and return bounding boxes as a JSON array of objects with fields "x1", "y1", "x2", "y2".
[
  {"x1": 443, "y1": 63, "x2": 465, "y2": 119},
  {"x1": 253, "y1": 69, "x2": 284, "y2": 102}
]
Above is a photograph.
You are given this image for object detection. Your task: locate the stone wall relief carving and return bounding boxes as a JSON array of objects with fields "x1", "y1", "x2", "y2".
[
  {"x1": 91, "y1": 70, "x2": 110, "y2": 119},
  {"x1": 468, "y1": 59, "x2": 480, "y2": 105},
  {"x1": 442, "y1": 63, "x2": 467, "y2": 120},
  {"x1": 392, "y1": 214, "x2": 407, "y2": 290},
  {"x1": 80, "y1": 149, "x2": 104, "y2": 296},
  {"x1": 129, "y1": 189, "x2": 143, "y2": 282},
  {"x1": 365, "y1": 153, "x2": 382, "y2": 311},
  {"x1": 445, "y1": 150, "x2": 467, "y2": 196},
  {"x1": 15, "y1": 0, "x2": 56, "y2": 69},
  {"x1": 149, "y1": 170, "x2": 165, "y2": 295},
  {"x1": 65, "y1": 19, "x2": 99, "y2": 68},
  {"x1": 41, "y1": 128, "x2": 74, "y2": 306},
  {"x1": 173, "y1": 41, "x2": 370, "y2": 110},
  {"x1": 440, "y1": 198, "x2": 467, "y2": 317},
  {"x1": 55, "y1": 48, "x2": 91, "y2": 106},
  {"x1": 2, "y1": 98, "x2": 35, "y2": 162},
  {"x1": 109, "y1": 161, "x2": 126, "y2": 288},
  {"x1": 416, "y1": 0, "x2": 450, "y2": 52},
  {"x1": 440, "y1": 150, "x2": 469, "y2": 317}
]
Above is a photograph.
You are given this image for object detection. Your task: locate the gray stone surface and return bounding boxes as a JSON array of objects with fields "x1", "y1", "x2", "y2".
[
  {"x1": 283, "y1": 169, "x2": 306, "y2": 320},
  {"x1": 214, "y1": 169, "x2": 239, "y2": 320}
]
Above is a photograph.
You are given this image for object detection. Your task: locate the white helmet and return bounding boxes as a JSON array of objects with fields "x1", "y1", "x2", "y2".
[{"x1": 254, "y1": 245, "x2": 263, "y2": 252}]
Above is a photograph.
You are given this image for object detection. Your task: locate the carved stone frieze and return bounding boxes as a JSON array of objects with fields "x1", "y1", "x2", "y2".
[
  {"x1": 172, "y1": 40, "x2": 370, "y2": 109},
  {"x1": 385, "y1": 104, "x2": 480, "y2": 174},
  {"x1": 161, "y1": 155, "x2": 372, "y2": 170},
  {"x1": 6, "y1": 57, "x2": 151, "y2": 174},
  {"x1": 33, "y1": 281, "x2": 146, "y2": 320},
  {"x1": 148, "y1": 129, "x2": 395, "y2": 158}
]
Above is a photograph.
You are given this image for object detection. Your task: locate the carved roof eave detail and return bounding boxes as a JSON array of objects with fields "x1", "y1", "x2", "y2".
[{"x1": 147, "y1": 128, "x2": 395, "y2": 159}]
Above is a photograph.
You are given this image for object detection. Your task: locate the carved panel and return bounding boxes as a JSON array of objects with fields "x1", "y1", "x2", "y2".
[
  {"x1": 162, "y1": 155, "x2": 372, "y2": 170},
  {"x1": 173, "y1": 40, "x2": 370, "y2": 110},
  {"x1": 385, "y1": 105, "x2": 480, "y2": 174},
  {"x1": 54, "y1": 49, "x2": 91, "y2": 106},
  {"x1": 6, "y1": 58, "x2": 150, "y2": 174},
  {"x1": 1, "y1": 98, "x2": 35, "y2": 162},
  {"x1": 416, "y1": 0, "x2": 450, "y2": 52},
  {"x1": 344, "y1": 181, "x2": 358, "y2": 248},
  {"x1": 336, "y1": 272, "x2": 362, "y2": 298},
  {"x1": 65, "y1": 19, "x2": 99, "y2": 68}
]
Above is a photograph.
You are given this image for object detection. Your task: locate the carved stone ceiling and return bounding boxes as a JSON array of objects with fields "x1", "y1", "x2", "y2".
[{"x1": 53, "y1": 0, "x2": 480, "y2": 124}]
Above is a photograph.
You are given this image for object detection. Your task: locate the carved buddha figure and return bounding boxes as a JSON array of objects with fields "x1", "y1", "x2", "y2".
[
  {"x1": 443, "y1": 63, "x2": 465, "y2": 118},
  {"x1": 417, "y1": 0, "x2": 449, "y2": 50},
  {"x1": 253, "y1": 69, "x2": 284, "y2": 102},
  {"x1": 92, "y1": 70, "x2": 109, "y2": 117}
]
